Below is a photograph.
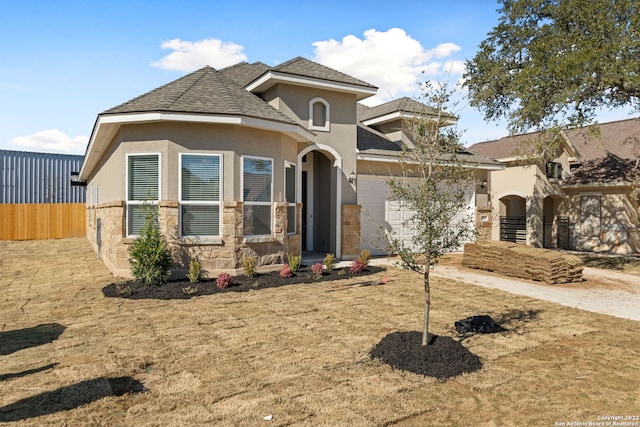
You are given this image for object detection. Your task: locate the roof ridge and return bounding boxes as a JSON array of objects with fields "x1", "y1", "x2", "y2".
[{"x1": 166, "y1": 67, "x2": 215, "y2": 110}]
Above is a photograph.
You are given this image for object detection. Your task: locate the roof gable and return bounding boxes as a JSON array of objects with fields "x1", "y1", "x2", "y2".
[{"x1": 272, "y1": 57, "x2": 376, "y2": 89}]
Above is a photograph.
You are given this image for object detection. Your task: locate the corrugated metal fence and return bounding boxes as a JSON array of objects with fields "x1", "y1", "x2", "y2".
[
  {"x1": 0, "y1": 150, "x2": 86, "y2": 240},
  {"x1": 0, "y1": 149, "x2": 85, "y2": 203}
]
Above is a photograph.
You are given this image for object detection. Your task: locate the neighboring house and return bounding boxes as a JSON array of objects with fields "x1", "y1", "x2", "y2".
[
  {"x1": 469, "y1": 118, "x2": 640, "y2": 254},
  {"x1": 0, "y1": 149, "x2": 85, "y2": 203},
  {"x1": 79, "y1": 57, "x2": 501, "y2": 277}
]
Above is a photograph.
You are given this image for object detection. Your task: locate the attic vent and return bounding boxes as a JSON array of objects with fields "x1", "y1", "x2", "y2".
[{"x1": 546, "y1": 161, "x2": 562, "y2": 179}]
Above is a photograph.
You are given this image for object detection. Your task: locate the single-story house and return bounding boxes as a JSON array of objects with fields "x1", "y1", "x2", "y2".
[
  {"x1": 79, "y1": 57, "x2": 501, "y2": 277},
  {"x1": 469, "y1": 118, "x2": 640, "y2": 254}
]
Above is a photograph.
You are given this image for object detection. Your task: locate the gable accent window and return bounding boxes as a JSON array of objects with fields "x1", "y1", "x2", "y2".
[
  {"x1": 243, "y1": 156, "x2": 273, "y2": 236},
  {"x1": 180, "y1": 153, "x2": 222, "y2": 237},
  {"x1": 285, "y1": 161, "x2": 296, "y2": 234},
  {"x1": 127, "y1": 153, "x2": 160, "y2": 236},
  {"x1": 309, "y1": 97, "x2": 330, "y2": 131}
]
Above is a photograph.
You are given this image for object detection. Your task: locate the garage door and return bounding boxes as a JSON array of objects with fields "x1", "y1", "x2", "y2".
[
  {"x1": 357, "y1": 175, "x2": 476, "y2": 255},
  {"x1": 357, "y1": 176, "x2": 417, "y2": 255}
]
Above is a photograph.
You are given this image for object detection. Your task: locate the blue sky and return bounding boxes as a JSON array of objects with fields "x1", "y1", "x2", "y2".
[{"x1": 1, "y1": 1, "x2": 634, "y2": 155}]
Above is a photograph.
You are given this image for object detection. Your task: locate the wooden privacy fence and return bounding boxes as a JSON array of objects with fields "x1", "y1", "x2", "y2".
[{"x1": 0, "y1": 203, "x2": 86, "y2": 240}]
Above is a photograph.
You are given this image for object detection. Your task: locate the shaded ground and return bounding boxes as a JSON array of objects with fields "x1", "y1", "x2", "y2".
[
  {"x1": 370, "y1": 332, "x2": 482, "y2": 380},
  {"x1": 102, "y1": 266, "x2": 386, "y2": 300},
  {"x1": 2, "y1": 238, "x2": 639, "y2": 426}
]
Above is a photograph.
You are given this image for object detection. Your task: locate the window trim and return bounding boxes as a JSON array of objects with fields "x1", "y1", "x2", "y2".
[
  {"x1": 178, "y1": 152, "x2": 223, "y2": 238},
  {"x1": 308, "y1": 97, "x2": 330, "y2": 131},
  {"x1": 126, "y1": 152, "x2": 161, "y2": 237},
  {"x1": 284, "y1": 160, "x2": 297, "y2": 235},
  {"x1": 242, "y1": 155, "x2": 274, "y2": 237}
]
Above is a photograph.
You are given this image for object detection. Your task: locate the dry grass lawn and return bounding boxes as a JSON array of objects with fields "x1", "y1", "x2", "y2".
[{"x1": 1, "y1": 239, "x2": 639, "y2": 426}]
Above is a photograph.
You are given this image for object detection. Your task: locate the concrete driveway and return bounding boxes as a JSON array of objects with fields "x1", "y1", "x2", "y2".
[{"x1": 430, "y1": 264, "x2": 640, "y2": 322}]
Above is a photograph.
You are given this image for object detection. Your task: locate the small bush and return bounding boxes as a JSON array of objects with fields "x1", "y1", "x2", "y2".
[
  {"x1": 242, "y1": 256, "x2": 257, "y2": 277},
  {"x1": 182, "y1": 285, "x2": 199, "y2": 295},
  {"x1": 350, "y1": 258, "x2": 366, "y2": 274},
  {"x1": 280, "y1": 264, "x2": 293, "y2": 278},
  {"x1": 323, "y1": 253, "x2": 335, "y2": 271},
  {"x1": 360, "y1": 249, "x2": 371, "y2": 266},
  {"x1": 216, "y1": 273, "x2": 232, "y2": 289},
  {"x1": 128, "y1": 204, "x2": 173, "y2": 286},
  {"x1": 188, "y1": 259, "x2": 201, "y2": 284},
  {"x1": 311, "y1": 263, "x2": 324, "y2": 279},
  {"x1": 287, "y1": 253, "x2": 302, "y2": 272}
]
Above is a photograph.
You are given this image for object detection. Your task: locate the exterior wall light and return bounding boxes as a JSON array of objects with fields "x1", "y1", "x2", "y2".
[{"x1": 348, "y1": 170, "x2": 356, "y2": 183}]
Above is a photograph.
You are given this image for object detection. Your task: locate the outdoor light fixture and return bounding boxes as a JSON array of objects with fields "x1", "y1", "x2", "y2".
[
  {"x1": 348, "y1": 170, "x2": 356, "y2": 183},
  {"x1": 481, "y1": 179, "x2": 488, "y2": 189}
]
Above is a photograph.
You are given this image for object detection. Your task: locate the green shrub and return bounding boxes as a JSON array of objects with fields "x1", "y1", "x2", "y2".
[
  {"x1": 188, "y1": 259, "x2": 201, "y2": 284},
  {"x1": 242, "y1": 255, "x2": 257, "y2": 277},
  {"x1": 287, "y1": 253, "x2": 302, "y2": 272},
  {"x1": 360, "y1": 249, "x2": 371, "y2": 266},
  {"x1": 128, "y1": 205, "x2": 173, "y2": 286},
  {"x1": 323, "y1": 253, "x2": 335, "y2": 271}
]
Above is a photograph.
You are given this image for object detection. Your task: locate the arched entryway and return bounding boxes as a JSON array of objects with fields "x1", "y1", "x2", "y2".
[
  {"x1": 298, "y1": 145, "x2": 342, "y2": 258},
  {"x1": 499, "y1": 195, "x2": 526, "y2": 244}
]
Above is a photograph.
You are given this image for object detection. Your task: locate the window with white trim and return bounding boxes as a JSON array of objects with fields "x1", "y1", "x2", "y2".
[
  {"x1": 243, "y1": 156, "x2": 273, "y2": 236},
  {"x1": 127, "y1": 153, "x2": 160, "y2": 236},
  {"x1": 285, "y1": 161, "x2": 296, "y2": 234},
  {"x1": 309, "y1": 97, "x2": 330, "y2": 131},
  {"x1": 180, "y1": 153, "x2": 222, "y2": 237}
]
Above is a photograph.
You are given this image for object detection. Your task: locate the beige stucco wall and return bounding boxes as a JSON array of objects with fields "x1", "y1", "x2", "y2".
[
  {"x1": 85, "y1": 121, "x2": 306, "y2": 278},
  {"x1": 559, "y1": 186, "x2": 640, "y2": 253},
  {"x1": 262, "y1": 84, "x2": 358, "y2": 204}
]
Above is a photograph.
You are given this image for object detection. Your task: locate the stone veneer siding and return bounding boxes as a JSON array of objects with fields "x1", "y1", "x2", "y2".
[
  {"x1": 341, "y1": 204, "x2": 362, "y2": 259},
  {"x1": 475, "y1": 206, "x2": 493, "y2": 241},
  {"x1": 86, "y1": 201, "x2": 302, "y2": 279}
]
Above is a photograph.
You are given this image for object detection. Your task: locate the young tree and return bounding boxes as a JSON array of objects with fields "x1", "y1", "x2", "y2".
[
  {"x1": 386, "y1": 82, "x2": 476, "y2": 346},
  {"x1": 464, "y1": 0, "x2": 640, "y2": 133}
]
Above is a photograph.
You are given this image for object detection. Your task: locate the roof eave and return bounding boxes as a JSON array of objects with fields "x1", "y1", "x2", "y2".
[
  {"x1": 246, "y1": 70, "x2": 378, "y2": 100},
  {"x1": 79, "y1": 112, "x2": 315, "y2": 180}
]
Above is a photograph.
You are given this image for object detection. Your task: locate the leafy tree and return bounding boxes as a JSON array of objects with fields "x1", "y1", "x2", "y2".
[
  {"x1": 386, "y1": 82, "x2": 476, "y2": 346},
  {"x1": 464, "y1": 0, "x2": 640, "y2": 133},
  {"x1": 128, "y1": 204, "x2": 173, "y2": 286}
]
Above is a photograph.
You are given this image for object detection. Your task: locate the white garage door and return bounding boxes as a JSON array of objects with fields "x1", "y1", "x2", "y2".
[
  {"x1": 357, "y1": 176, "x2": 417, "y2": 256},
  {"x1": 357, "y1": 175, "x2": 476, "y2": 256}
]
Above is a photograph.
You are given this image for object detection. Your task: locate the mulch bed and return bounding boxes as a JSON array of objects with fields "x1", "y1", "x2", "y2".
[
  {"x1": 102, "y1": 265, "x2": 386, "y2": 300},
  {"x1": 370, "y1": 331, "x2": 483, "y2": 380}
]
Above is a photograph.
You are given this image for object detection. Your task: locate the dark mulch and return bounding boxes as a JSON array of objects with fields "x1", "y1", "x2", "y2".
[
  {"x1": 370, "y1": 331, "x2": 482, "y2": 380},
  {"x1": 102, "y1": 265, "x2": 386, "y2": 300}
]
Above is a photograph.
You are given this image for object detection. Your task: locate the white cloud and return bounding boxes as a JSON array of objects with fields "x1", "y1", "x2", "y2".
[
  {"x1": 151, "y1": 38, "x2": 248, "y2": 71},
  {"x1": 10, "y1": 129, "x2": 88, "y2": 154},
  {"x1": 312, "y1": 28, "x2": 462, "y2": 106}
]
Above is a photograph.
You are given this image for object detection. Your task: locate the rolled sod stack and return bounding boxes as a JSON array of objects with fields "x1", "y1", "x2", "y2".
[{"x1": 462, "y1": 241, "x2": 583, "y2": 285}]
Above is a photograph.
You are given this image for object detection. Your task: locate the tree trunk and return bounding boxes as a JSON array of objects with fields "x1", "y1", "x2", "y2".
[{"x1": 422, "y1": 268, "x2": 431, "y2": 346}]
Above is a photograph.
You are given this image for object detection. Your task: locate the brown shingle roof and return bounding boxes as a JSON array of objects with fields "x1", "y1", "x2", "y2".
[
  {"x1": 469, "y1": 117, "x2": 640, "y2": 162},
  {"x1": 103, "y1": 66, "x2": 298, "y2": 125},
  {"x1": 219, "y1": 61, "x2": 271, "y2": 87},
  {"x1": 272, "y1": 57, "x2": 377, "y2": 89},
  {"x1": 359, "y1": 97, "x2": 441, "y2": 122}
]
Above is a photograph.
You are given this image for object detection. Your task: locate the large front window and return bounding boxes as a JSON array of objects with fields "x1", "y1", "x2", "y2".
[
  {"x1": 243, "y1": 156, "x2": 273, "y2": 236},
  {"x1": 180, "y1": 154, "x2": 222, "y2": 237},
  {"x1": 127, "y1": 154, "x2": 160, "y2": 236}
]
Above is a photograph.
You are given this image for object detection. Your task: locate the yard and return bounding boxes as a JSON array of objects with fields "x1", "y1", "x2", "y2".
[{"x1": 1, "y1": 238, "x2": 639, "y2": 426}]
